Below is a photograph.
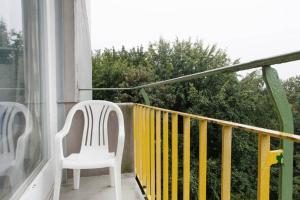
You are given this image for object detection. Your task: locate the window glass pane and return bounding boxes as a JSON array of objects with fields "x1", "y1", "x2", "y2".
[{"x1": 0, "y1": 0, "x2": 47, "y2": 199}]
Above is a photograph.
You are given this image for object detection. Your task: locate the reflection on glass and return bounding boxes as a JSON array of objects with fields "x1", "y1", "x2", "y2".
[
  {"x1": 0, "y1": 103, "x2": 32, "y2": 198},
  {"x1": 0, "y1": 1, "x2": 46, "y2": 199}
]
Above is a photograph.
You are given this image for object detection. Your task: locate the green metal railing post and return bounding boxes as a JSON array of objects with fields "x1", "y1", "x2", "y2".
[
  {"x1": 263, "y1": 66, "x2": 294, "y2": 200},
  {"x1": 139, "y1": 88, "x2": 151, "y2": 105}
]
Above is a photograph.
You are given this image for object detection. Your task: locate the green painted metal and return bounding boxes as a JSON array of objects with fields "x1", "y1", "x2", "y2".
[
  {"x1": 82, "y1": 51, "x2": 300, "y2": 91},
  {"x1": 134, "y1": 51, "x2": 300, "y2": 90},
  {"x1": 263, "y1": 66, "x2": 294, "y2": 200},
  {"x1": 80, "y1": 87, "x2": 132, "y2": 91},
  {"x1": 139, "y1": 88, "x2": 151, "y2": 105},
  {"x1": 276, "y1": 153, "x2": 284, "y2": 164}
]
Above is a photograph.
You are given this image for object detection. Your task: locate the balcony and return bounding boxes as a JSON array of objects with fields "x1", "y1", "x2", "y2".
[
  {"x1": 59, "y1": 51, "x2": 300, "y2": 200},
  {"x1": 58, "y1": 103, "x2": 300, "y2": 200}
]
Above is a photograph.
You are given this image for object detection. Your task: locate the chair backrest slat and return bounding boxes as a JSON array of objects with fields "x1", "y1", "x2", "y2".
[
  {"x1": 99, "y1": 105, "x2": 109, "y2": 146},
  {"x1": 6, "y1": 107, "x2": 14, "y2": 154},
  {"x1": 86, "y1": 105, "x2": 93, "y2": 146},
  {"x1": 98, "y1": 105, "x2": 105, "y2": 146},
  {"x1": 103, "y1": 107, "x2": 111, "y2": 146},
  {"x1": 1, "y1": 107, "x2": 15, "y2": 155},
  {"x1": 79, "y1": 106, "x2": 86, "y2": 147}
]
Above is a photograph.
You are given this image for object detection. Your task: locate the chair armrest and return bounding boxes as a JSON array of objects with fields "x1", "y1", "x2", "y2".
[
  {"x1": 55, "y1": 106, "x2": 78, "y2": 161},
  {"x1": 115, "y1": 124, "x2": 125, "y2": 166},
  {"x1": 15, "y1": 132, "x2": 30, "y2": 167},
  {"x1": 55, "y1": 130, "x2": 67, "y2": 161},
  {"x1": 116, "y1": 130, "x2": 125, "y2": 164}
]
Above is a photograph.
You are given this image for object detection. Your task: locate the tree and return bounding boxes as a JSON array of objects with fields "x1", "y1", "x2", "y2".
[
  {"x1": 0, "y1": 19, "x2": 9, "y2": 47},
  {"x1": 0, "y1": 19, "x2": 23, "y2": 64}
]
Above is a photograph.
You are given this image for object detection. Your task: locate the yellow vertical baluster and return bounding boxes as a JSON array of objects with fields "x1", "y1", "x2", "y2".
[
  {"x1": 150, "y1": 109, "x2": 155, "y2": 200},
  {"x1": 136, "y1": 106, "x2": 140, "y2": 179},
  {"x1": 139, "y1": 107, "x2": 143, "y2": 183},
  {"x1": 142, "y1": 107, "x2": 146, "y2": 186},
  {"x1": 221, "y1": 126, "x2": 232, "y2": 200},
  {"x1": 133, "y1": 106, "x2": 137, "y2": 175},
  {"x1": 146, "y1": 108, "x2": 151, "y2": 197},
  {"x1": 163, "y1": 112, "x2": 169, "y2": 200},
  {"x1": 257, "y1": 133, "x2": 271, "y2": 200},
  {"x1": 156, "y1": 111, "x2": 161, "y2": 200},
  {"x1": 198, "y1": 120, "x2": 207, "y2": 200},
  {"x1": 172, "y1": 113, "x2": 178, "y2": 200},
  {"x1": 183, "y1": 116, "x2": 190, "y2": 200},
  {"x1": 138, "y1": 106, "x2": 142, "y2": 180},
  {"x1": 257, "y1": 133, "x2": 283, "y2": 200},
  {"x1": 144, "y1": 107, "x2": 148, "y2": 188}
]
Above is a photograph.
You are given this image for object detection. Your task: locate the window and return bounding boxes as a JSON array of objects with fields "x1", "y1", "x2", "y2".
[{"x1": 0, "y1": 0, "x2": 49, "y2": 199}]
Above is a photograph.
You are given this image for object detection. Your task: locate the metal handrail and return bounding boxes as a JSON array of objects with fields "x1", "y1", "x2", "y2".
[{"x1": 80, "y1": 50, "x2": 300, "y2": 91}]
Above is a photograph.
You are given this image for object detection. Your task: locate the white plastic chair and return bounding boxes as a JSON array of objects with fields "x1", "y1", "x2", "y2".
[
  {"x1": 53, "y1": 100, "x2": 125, "y2": 200},
  {"x1": 0, "y1": 102, "x2": 32, "y2": 188}
]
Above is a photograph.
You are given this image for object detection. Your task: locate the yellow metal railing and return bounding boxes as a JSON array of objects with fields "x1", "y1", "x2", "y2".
[{"x1": 133, "y1": 104, "x2": 300, "y2": 200}]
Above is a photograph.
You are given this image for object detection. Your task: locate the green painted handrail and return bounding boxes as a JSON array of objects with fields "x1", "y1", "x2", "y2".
[{"x1": 80, "y1": 50, "x2": 300, "y2": 91}]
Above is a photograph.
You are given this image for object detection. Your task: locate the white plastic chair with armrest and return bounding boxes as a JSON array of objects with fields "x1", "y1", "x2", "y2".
[
  {"x1": 53, "y1": 100, "x2": 125, "y2": 200},
  {"x1": 0, "y1": 102, "x2": 32, "y2": 188}
]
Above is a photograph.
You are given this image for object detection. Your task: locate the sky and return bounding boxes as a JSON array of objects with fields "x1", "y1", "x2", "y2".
[
  {"x1": 0, "y1": 0, "x2": 22, "y2": 31},
  {"x1": 91, "y1": 0, "x2": 300, "y2": 80}
]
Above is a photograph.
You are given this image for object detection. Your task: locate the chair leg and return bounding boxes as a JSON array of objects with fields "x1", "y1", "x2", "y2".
[
  {"x1": 73, "y1": 169, "x2": 81, "y2": 190},
  {"x1": 109, "y1": 167, "x2": 115, "y2": 187},
  {"x1": 113, "y1": 166, "x2": 122, "y2": 200},
  {"x1": 53, "y1": 169, "x2": 62, "y2": 200}
]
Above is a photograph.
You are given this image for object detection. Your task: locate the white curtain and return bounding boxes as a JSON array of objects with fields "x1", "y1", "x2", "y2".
[
  {"x1": 0, "y1": 0, "x2": 46, "y2": 199},
  {"x1": 74, "y1": 0, "x2": 92, "y2": 101}
]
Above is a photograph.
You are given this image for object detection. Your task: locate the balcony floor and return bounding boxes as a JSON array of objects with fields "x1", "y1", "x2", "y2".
[{"x1": 60, "y1": 173, "x2": 141, "y2": 200}]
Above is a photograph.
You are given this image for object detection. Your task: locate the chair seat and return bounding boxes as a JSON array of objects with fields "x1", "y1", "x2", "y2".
[{"x1": 62, "y1": 148, "x2": 116, "y2": 169}]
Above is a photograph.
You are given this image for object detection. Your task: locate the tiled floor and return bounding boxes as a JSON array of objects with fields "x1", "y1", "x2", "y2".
[{"x1": 60, "y1": 173, "x2": 141, "y2": 200}]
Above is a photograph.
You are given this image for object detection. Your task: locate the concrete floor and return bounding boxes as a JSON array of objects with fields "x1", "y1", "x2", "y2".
[{"x1": 60, "y1": 173, "x2": 142, "y2": 200}]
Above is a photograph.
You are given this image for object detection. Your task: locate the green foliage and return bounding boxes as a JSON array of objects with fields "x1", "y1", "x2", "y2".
[
  {"x1": 0, "y1": 19, "x2": 9, "y2": 47},
  {"x1": 0, "y1": 19, "x2": 23, "y2": 64},
  {"x1": 92, "y1": 39, "x2": 299, "y2": 199}
]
